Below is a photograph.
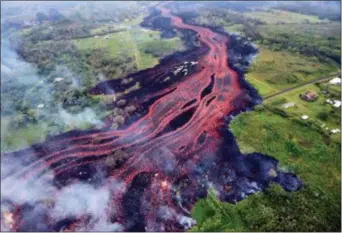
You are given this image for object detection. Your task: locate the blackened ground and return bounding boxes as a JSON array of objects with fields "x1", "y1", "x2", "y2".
[{"x1": 123, "y1": 173, "x2": 154, "y2": 232}]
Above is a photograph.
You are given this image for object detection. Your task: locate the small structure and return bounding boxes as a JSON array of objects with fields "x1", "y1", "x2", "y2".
[
  {"x1": 326, "y1": 99, "x2": 333, "y2": 104},
  {"x1": 282, "y1": 102, "x2": 295, "y2": 109},
  {"x1": 301, "y1": 115, "x2": 309, "y2": 120},
  {"x1": 326, "y1": 99, "x2": 341, "y2": 108},
  {"x1": 333, "y1": 100, "x2": 341, "y2": 108},
  {"x1": 37, "y1": 104, "x2": 45, "y2": 109},
  {"x1": 54, "y1": 77, "x2": 64, "y2": 82},
  {"x1": 331, "y1": 129, "x2": 341, "y2": 134},
  {"x1": 300, "y1": 91, "x2": 318, "y2": 102},
  {"x1": 328, "y1": 77, "x2": 341, "y2": 85}
]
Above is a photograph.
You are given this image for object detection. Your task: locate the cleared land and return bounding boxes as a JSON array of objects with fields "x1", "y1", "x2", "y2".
[
  {"x1": 224, "y1": 24, "x2": 245, "y2": 36},
  {"x1": 257, "y1": 22, "x2": 341, "y2": 62},
  {"x1": 245, "y1": 46, "x2": 339, "y2": 96},
  {"x1": 265, "y1": 82, "x2": 341, "y2": 138},
  {"x1": 74, "y1": 27, "x2": 184, "y2": 70},
  {"x1": 244, "y1": 10, "x2": 322, "y2": 24}
]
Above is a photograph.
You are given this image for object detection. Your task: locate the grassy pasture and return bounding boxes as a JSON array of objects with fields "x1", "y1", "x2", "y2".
[
  {"x1": 265, "y1": 83, "x2": 341, "y2": 133},
  {"x1": 73, "y1": 27, "x2": 184, "y2": 70},
  {"x1": 224, "y1": 24, "x2": 245, "y2": 35},
  {"x1": 244, "y1": 10, "x2": 322, "y2": 24},
  {"x1": 246, "y1": 46, "x2": 339, "y2": 96}
]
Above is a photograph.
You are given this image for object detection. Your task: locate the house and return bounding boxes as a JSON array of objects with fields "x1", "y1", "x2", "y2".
[
  {"x1": 328, "y1": 77, "x2": 341, "y2": 85},
  {"x1": 282, "y1": 102, "x2": 295, "y2": 109},
  {"x1": 301, "y1": 115, "x2": 309, "y2": 120},
  {"x1": 300, "y1": 91, "x2": 318, "y2": 101}
]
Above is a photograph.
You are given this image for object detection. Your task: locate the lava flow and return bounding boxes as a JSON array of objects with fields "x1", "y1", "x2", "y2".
[{"x1": 1, "y1": 2, "x2": 302, "y2": 232}]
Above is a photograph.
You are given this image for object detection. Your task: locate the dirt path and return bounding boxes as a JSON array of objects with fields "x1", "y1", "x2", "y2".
[{"x1": 128, "y1": 30, "x2": 142, "y2": 70}]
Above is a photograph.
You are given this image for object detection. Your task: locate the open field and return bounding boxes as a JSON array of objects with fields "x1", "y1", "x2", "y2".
[
  {"x1": 244, "y1": 10, "x2": 322, "y2": 24},
  {"x1": 90, "y1": 15, "x2": 147, "y2": 34},
  {"x1": 246, "y1": 46, "x2": 340, "y2": 96},
  {"x1": 257, "y1": 22, "x2": 341, "y2": 62},
  {"x1": 74, "y1": 27, "x2": 184, "y2": 70},
  {"x1": 73, "y1": 31, "x2": 136, "y2": 59},
  {"x1": 191, "y1": 108, "x2": 341, "y2": 231},
  {"x1": 265, "y1": 83, "x2": 341, "y2": 135},
  {"x1": 258, "y1": 22, "x2": 340, "y2": 41},
  {"x1": 224, "y1": 24, "x2": 245, "y2": 35},
  {"x1": 1, "y1": 116, "x2": 50, "y2": 152}
]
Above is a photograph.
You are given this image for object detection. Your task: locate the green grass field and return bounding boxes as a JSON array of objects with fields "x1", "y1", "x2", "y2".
[
  {"x1": 224, "y1": 24, "x2": 245, "y2": 35},
  {"x1": 257, "y1": 22, "x2": 341, "y2": 60},
  {"x1": 244, "y1": 10, "x2": 322, "y2": 24},
  {"x1": 246, "y1": 46, "x2": 340, "y2": 96},
  {"x1": 1, "y1": 116, "x2": 50, "y2": 152},
  {"x1": 264, "y1": 83, "x2": 341, "y2": 133},
  {"x1": 258, "y1": 22, "x2": 340, "y2": 41},
  {"x1": 74, "y1": 27, "x2": 184, "y2": 70},
  {"x1": 191, "y1": 108, "x2": 341, "y2": 231}
]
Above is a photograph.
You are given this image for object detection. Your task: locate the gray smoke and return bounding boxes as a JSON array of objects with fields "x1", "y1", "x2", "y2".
[
  {"x1": 1, "y1": 35, "x2": 117, "y2": 231},
  {"x1": 1, "y1": 35, "x2": 104, "y2": 153},
  {"x1": 158, "y1": 205, "x2": 196, "y2": 230},
  {"x1": 52, "y1": 183, "x2": 110, "y2": 220},
  {"x1": 1, "y1": 149, "x2": 127, "y2": 231},
  {"x1": 58, "y1": 107, "x2": 104, "y2": 128}
]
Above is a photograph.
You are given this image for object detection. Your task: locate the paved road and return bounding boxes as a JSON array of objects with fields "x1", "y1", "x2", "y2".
[{"x1": 263, "y1": 73, "x2": 340, "y2": 100}]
